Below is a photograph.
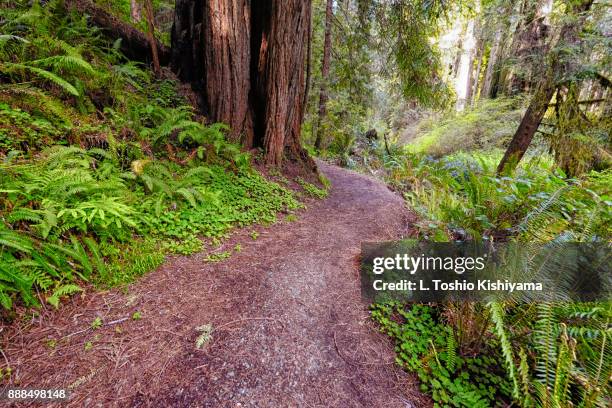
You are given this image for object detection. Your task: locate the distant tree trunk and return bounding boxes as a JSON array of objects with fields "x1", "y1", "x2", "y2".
[
  {"x1": 495, "y1": 0, "x2": 526, "y2": 97},
  {"x1": 314, "y1": 0, "x2": 334, "y2": 150},
  {"x1": 143, "y1": 0, "x2": 161, "y2": 76},
  {"x1": 497, "y1": 0, "x2": 594, "y2": 174},
  {"x1": 130, "y1": 0, "x2": 141, "y2": 22},
  {"x1": 452, "y1": 38, "x2": 463, "y2": 78},
  {"x1": 455, "y1": 17, "x2": 476, "y2": 111},
  {"x1": 467, "y1": 15, "x2": 483, "y2": 106},
  {"x1": 303, "y1": 8, "x2": 313, "y2": 110},
  {"x1": 470, "y1": 38, "x2": 484, "y2": 105},
  {"x1": 171, "y1": 0, "x2": 316, "y2": 170},
  {"x1": 481, "y1": 27, "x2": 502, "y2": 98}
]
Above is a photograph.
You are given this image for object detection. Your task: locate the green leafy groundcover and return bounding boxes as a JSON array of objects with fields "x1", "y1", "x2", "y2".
[
  {"x1": 372, "y1": 303, "x2": 512, "y2": 407},
  {"x1": 0, "y1": 146, "x2": 300, "y2": 312}
]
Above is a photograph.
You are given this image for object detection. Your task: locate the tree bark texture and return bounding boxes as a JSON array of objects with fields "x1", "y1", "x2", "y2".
[
  {"x1": 64, "y1": 0, "x2": 169, "y2": 64},
  {"x1": 470, "y1": 38, "x2": 484, "y2": 105},
  {"x1": 314, "y1": 0, "x2": 333, "y2": 150},
  {"x1": 171, "y1": 0, "x2": 315, "y2": 170}
]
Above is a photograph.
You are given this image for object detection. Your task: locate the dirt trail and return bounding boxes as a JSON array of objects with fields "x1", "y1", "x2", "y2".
[{"x1": 2, "y1": 162, "x2": 424, "y2": 407}]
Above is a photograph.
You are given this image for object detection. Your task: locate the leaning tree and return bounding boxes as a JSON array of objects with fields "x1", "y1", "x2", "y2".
[{"x1": 171, "y1": 0, "x2": 316, "y2": 170}]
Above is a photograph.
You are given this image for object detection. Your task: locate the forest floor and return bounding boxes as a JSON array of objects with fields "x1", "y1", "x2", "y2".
[{"x1": 2, "y1": 162, "x2": 427, "y2": 407}]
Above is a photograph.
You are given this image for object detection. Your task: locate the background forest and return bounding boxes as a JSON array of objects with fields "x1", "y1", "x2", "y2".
[{"x1": 0, "y1": 0, "x2": 610, "y2": 407}]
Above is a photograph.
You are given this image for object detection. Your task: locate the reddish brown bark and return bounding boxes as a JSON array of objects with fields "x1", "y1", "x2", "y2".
[
  {"x1": 204, "y1": 0, "x2": 254, "y2": 144},
  {"x1": 314, "y1": 0, "x2": 333, "y2": 150},
  {"x1": 256, "y1": 2, "x2": 312, "y2": 166},
  {"x1": 171, "y1": 0, "x2": 315, "y2": 171}
]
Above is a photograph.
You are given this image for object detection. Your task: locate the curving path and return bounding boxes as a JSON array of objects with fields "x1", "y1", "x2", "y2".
[{"x1": 2, "y1": 162, "x2": 424, "y2": 407}]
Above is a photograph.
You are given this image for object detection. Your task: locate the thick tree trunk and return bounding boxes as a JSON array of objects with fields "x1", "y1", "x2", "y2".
[
  {"x1": 256, "y1": 1, "x2": 312, "y2": 166},
  {"x1": 171, "y1": 0, "x2": 316, "y2": 171},
  {"x1": 314, "y1": 0, "x2": 333, "y2": 150},
  {"x1": 64, "y1": 0, "x2": 169, "y2": 64},
  {"x1": 497, "y1": 0, "x2": 594, "y2": 174}
]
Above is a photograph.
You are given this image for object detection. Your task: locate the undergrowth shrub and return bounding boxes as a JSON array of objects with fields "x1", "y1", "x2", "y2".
[
  {"x1": 386, "y1": 151, "x2": 610, "y2": 242},
  {"x1": 372, "y1": 303, "x2": 512, "y2": 406},
  {"x1": 407, "y1": 97, "x2": 527, "y2": 156}
]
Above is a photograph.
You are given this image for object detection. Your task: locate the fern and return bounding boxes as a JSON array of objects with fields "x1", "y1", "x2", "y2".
[
  {"x1": 83, "y1": 237, "x2": 107, "y2": 279},
  {"x1": 488, "y1": 302, "x2": 520, "y2": 399},
  {"x1": 7, "y1": 207, "x2": 42, "y2": 224},
  {"x1": 518, "y1": 347, "x2": 534, "y2": 407},
  {"x1": 31, "y1": 55, "x2": 96, "y2": 77},
  {"x1": 46, "y1": 284, "x2": 82, "y2": 308},
  {"x1": 195, "y1": 324, "x2": 213, "y2": 349},
  {"x1": 446, "y1": 328, "x2": 457, "y2": 373},
  {"x1": 0, "y1": 62, "x2": 80, "y2": 96},
  {"x1": 0, "y1": 227, "x2": 35, "y2": 254}
]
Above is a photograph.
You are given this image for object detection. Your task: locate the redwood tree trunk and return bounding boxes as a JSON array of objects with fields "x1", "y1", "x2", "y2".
[
  {"x1": 314, "y1": 0, "x2": 333, "y2": 150},
  {"x1": 171, "y1": 0, "x2": 315, "y2": 171}
]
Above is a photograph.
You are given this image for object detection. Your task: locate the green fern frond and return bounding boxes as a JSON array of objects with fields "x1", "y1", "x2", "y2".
[
  {"x1": 7, "y1": 207, "x2": 42, "y2": 224},
  {"x1": 46, "y1": 284, "x2": 82, "y2": 308},
  {"x1": 0, "y1": 228, "x2": 35, "y2": 254},
  {"x1": 488, "y1": 302, "x2": 520, "y2": 399},
  {"x1": 176, "y1": 188, "x2": 197, "y2": 208},
  {"x1": 31, "y1": 55, "x2": 96, "y2": 77},
  {"x1": 0, "y1": 63, "x2": 80, "y2": 96},
  {"x1": 446, "y1": 328, "x2": 457, "y2": 373}
]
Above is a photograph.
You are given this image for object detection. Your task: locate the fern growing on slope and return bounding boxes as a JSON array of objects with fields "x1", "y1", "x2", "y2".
[{"x1": 488, "y1": 300, "x2": 611, "y2": 407}]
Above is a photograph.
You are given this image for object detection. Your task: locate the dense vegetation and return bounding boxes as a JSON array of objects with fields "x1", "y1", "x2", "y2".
[{"x1": 0, "y1": 1, "x2": 305, "y2": 315}]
